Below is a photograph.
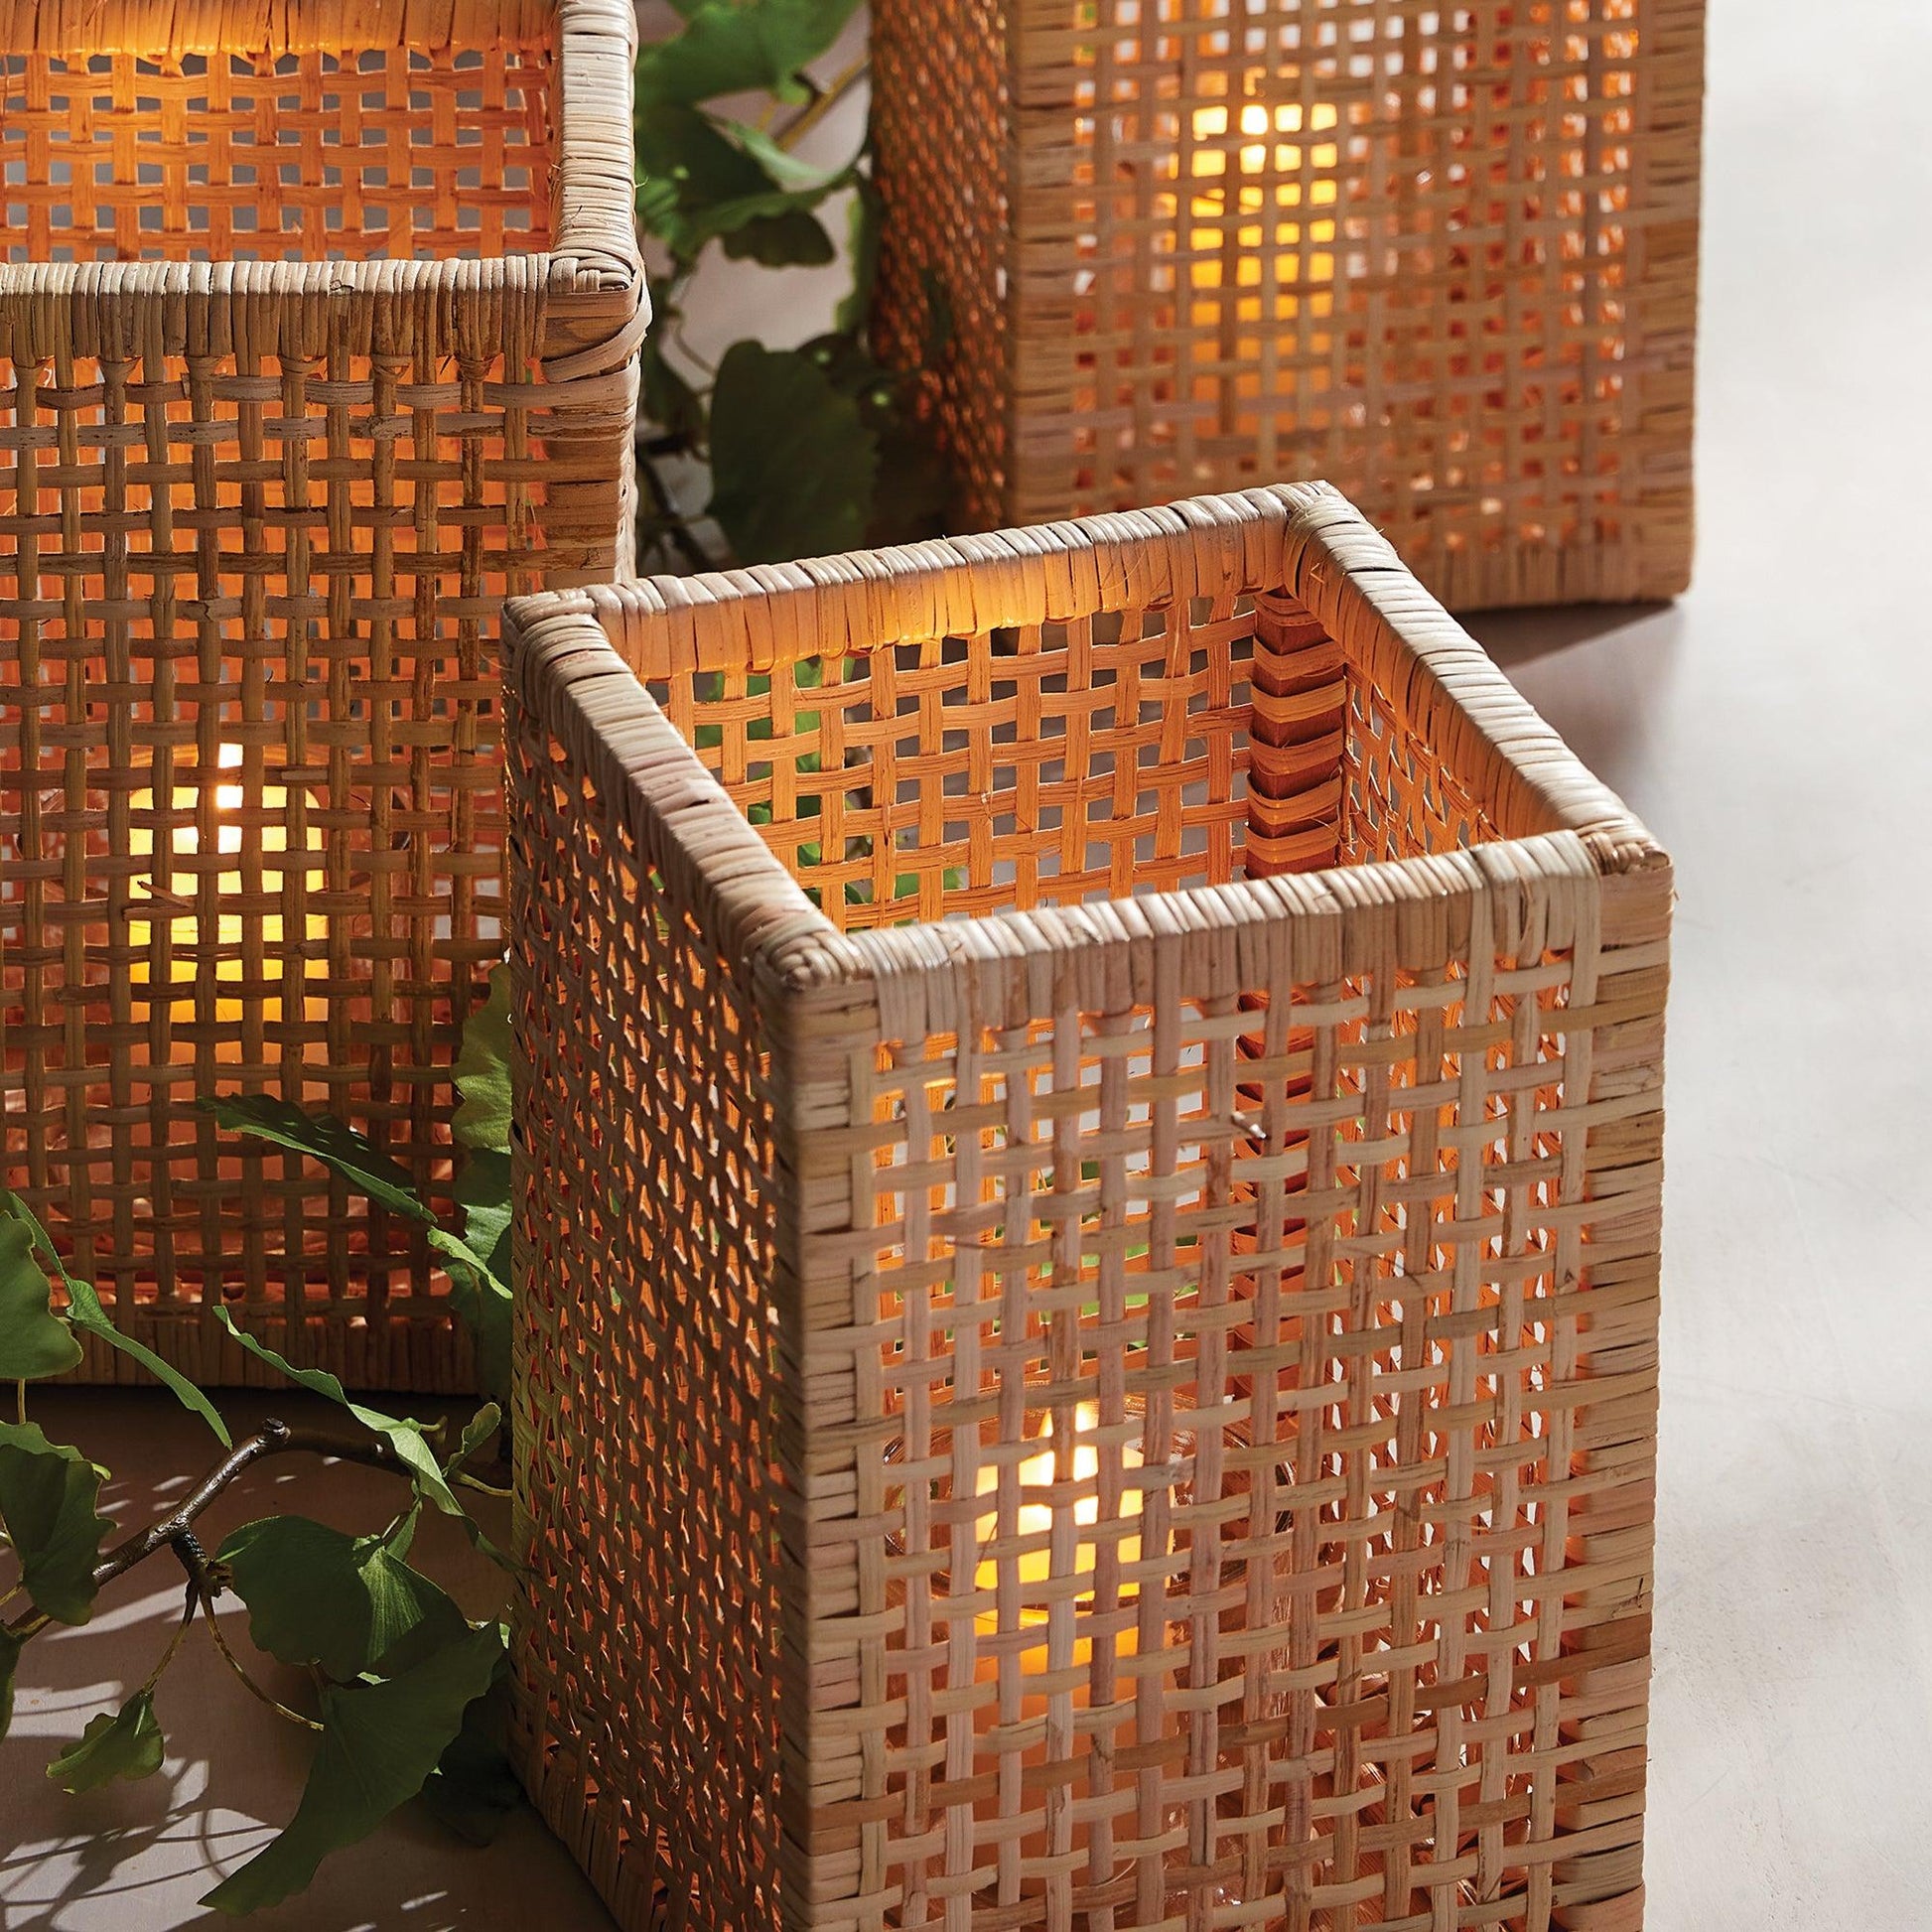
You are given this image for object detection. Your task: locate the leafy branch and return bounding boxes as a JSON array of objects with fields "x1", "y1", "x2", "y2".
[
  {"x1": 631, "y1": 0, "x2": 948, "y2": 570},
  {"x1": 0, "y1": 970, "x2": 522, "y2": 1912}
]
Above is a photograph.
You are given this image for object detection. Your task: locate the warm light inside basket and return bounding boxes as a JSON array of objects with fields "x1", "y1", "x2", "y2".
[
  {"x1": 0, "y1": 39, "x2": 556, "y2": 265},
  {"x1": 126, "y1": 746, "x2": 325, "y2": 1043},
  {"x1": 1187, "y1": 99, "x2": 1340, "y2": 304},
  {"x1": 972, "y1": 1402, "x2": 1145, "y2": 1667}
]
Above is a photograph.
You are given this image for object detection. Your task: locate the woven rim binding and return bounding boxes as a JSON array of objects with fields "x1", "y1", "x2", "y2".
[
  {"x1": 506, "y1": 482, "x2": 1667, "y2": 999},
  {"x1": 0, "y1": 0, "x2": 645, "y2": 362}
]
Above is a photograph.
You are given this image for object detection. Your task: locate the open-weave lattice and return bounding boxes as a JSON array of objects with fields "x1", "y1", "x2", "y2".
[
  {"x1": 870, "y1": 0, "x2": 1705, "y2": 612},
  {"x1": 0, "y1": 0, "x2": 643, "y2": 1389},
  {"x1": 507, "y1": 483, "x2": 1671, "y2": 1932}
]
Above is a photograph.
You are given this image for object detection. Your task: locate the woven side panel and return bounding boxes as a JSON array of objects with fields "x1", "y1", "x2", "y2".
[
  {"x1": 507, "y1": 656, "x2": 784, "y2": 1929},
  {"x1": 873, "y1": 0, "x2": 1705, "y2": 611},
  {"x1": 802, "y1": 833, "x2": 1667, "y2": 1932},
  {"x1": 642, "y1": 598, "x2": 1264, "y2": 926},
  {"x1": 0, "y1": 316, "x2": 545, "y2": 1386},
  {"x1": 0, "y1": 5, "x2": 641, "y2": 1387},
  {"x1": 869, "y1": 0, "x2": 1011, "y2": 533},
  {"x1": 0, "y1": 41, "x2": 554, "y2": 262}
]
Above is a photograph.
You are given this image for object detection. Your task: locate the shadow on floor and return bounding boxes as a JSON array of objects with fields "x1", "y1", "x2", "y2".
[
  {"x1": 1461, "y1": 598, "x2": 1688, "y2": 818},
  {"x1": 2, "y1": 1389, "x2": 614, "y2": 1932}
]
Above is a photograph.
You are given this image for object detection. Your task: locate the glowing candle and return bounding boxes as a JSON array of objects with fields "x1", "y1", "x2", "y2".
[
  {"x1": 1187, "y1": 96, "x2": 1341, "y2": 305},
  {"x1": 126, "y1": 746, "x2": 326, "y2": 1050},
  {"x1": 972, "y1": 1401, "x2": 1145, "y2": 1669}
]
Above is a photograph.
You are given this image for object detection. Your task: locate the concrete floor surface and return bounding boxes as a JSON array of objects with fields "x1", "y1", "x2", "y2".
[{"x1": 5, "y1": 0, "x2": 1928, "y2": 1924}]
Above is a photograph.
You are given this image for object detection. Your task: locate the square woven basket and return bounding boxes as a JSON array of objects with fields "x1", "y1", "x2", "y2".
[
  {"x1": 0, "y1": 0, "x2": 644, "y2": 1389},
  {"x1": 869, "y1": 0, "x2": 1705, "y2": 612},
  {"x1": 505, "y1": 483, "x2": 1672, "y2": 1932}
]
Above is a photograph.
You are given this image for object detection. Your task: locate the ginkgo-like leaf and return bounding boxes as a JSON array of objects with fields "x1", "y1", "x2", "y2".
[
  {"x1": 0, "y1": 1630, "x2": 22, "y2": 1741},
  {"x1": 210, "y1": 1312, "x2": 463, "y2": 1520},
  {"x1": 0, "y1": 1200, "x2": 81, "y2": 1382},
  {"x1": 708, "y1": 343, "x2": 878, "y2": 564},
  {"x1": 452, "y1": 967, "x2": 513, "y2": 1156},
  {"x1": 47, "y1": 1691, "x2": 165, "y2": 1792},
  {"x1": 201, "y1": 1622, "x2": 505, "y2": 1914},
  {"x1": 218, "y1": 1515, "x2": 469, "y2": 1684},
  {"x1": 0, "y1": 1421, "x2": 111, "y2": 1624},
  {"x1": 198, "y1": 1098, "x2": 431, "y2": 1225},
  {"x1": 4, "y1": 1192, "x2": 228, "y2": 1447}
]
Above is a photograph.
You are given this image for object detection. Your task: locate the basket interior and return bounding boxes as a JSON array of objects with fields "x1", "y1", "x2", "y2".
[
  {"x1": 644, "y1": 590, "x2": 1504, "y2": 931},
  {"x1": 0, "y1": 32, "x2": 555, "y2": 263}
]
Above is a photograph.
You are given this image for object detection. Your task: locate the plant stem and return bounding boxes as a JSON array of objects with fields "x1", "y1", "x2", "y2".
[
  {"x1": 139, "y1": 1581, "x2": 200, "y2": 1695},
  {"x1": 455, "y1": 1470, "x2": 513, "y2": 1499},
  {"x1": 636, "y1": 451, "x2": 717, "y2": 575},
  {"x1": 775, "y1": 54, "x2": 868, "y2": 152},
  {"x1": 14, "y1": 1380, "x2": 24, "y2": 1425},
  {"x1": 2, "y1": 1419, "x2": 413, "y2": 1644},
  {"x1": 199, "y1": 1586, "x2": 324, "y2": 1732}
]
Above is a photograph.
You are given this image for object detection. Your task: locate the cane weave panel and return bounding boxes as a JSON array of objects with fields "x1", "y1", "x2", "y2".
[
  {"x1": 1343, "y1": 669, "x2": 1504, "y2": 867},
  {"x1": 0, "y1": 42, "x2": 552, "y2": 261},
  {"x1": 872, "y1": 0, "x2": 1704, "y2": 610},
  {"x1": 0, "y1": 323, "x2": 540, "y2": 1370},
  {"x1": 509, "y1": 683, "x2": 783, "y2": 1930},
  {"x1": 0, "y1": 0, "x2": 642, "y2": 1388},
  {"x1": 645, "y1": 603, "x2": 1262, "y2": 928},
  {"x1": 844, "y1": 899, "x2": 1646, "y2": 1931}
]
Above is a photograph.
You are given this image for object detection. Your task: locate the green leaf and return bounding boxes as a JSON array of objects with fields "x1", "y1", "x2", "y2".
[
  {"x1": 792, "y1": 335, "x2": 950, "y2": 547},
  {"x1": 634, "y1": 104, "x2": 845, "y2": 266},
  {"x1": 217, "y1": 1516, "x2": 469, "y2": 1684},
  {"x1": 445, "y1": 1267, "x2": 512, "y2": 1417},
  {"x1": 417, "y1": 1664, "x2": 521, "y2": 1847},
  {"x1": 199, "y1": 1098, "x2": 431, "y2": 1226},
  {"x1": 447, "y1": 1404, "x2": 503, "y2": 1481},
  {"x1": 210, "y1": 1311, "x2": 463, "y2": 1521},
  {"x1": 868, "y1": 410, "x2": 952, "y2": 548},
  {"x1": 719, "y1": 205, "x2": 837, "y2": 268},
  {"x1": 0, "y1": 1200, "x2": 82, "y2": 1382},
  {"x1": 640, "y1": 336, "x2": 706, "y2": 446},
  {"x1": 202, "y1": 1622, "x2": 505, "y2": 1914},
  {"x1": 708, "y1": 343, "x2": 879, "y2": 565},
  {"x1": 1, "y1": 1629, "x2": 22, "y2": 1741},
  {"x1": 0, "y1": 1421, "x2": 111, "y2": 1624},
  {"x1": 47, "y1": 1691, "x2": 165, "y2": 1792},
  {"x1": 444, "y1": 1150, "x2": 512, "y2": 1412},
  {"x1": 452, "y1": 967, "x2": 513, "y2": 1156},
  {"x1": 635, "y1": 0, "x2": 862, "y2": 108},
  {"x1": 836, "y1": 170, "x2": 882, "y2": 336},
  {"x1": 452, "y1": 1150, "x2": 512, "y2": 1301},
  {"x1": 4, "y1": 1192, "x2": 229, "y2": 1448}
]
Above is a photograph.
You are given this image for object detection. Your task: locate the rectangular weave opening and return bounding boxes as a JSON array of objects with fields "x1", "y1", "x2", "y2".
[
  {"x1": 0, "y1": 26, "x2": 556, "y2": 263},
  {"x1": 644, "y1": 597, "x2": 1501, "y2": 932}
]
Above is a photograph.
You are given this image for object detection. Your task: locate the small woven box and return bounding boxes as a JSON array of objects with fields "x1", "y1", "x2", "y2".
[
  {"x1": 870, "y1": 0, "x2": 1705, "y2": 612},
  {"x1": 506, "y1": 484, "x2": 1671, "y2": 1932},
  {"x1": 0, "y1": 0, "x2": 644, "y2": 1389}
]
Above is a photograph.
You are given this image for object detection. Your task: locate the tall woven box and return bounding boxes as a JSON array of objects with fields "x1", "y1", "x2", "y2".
[
  {"x1": 506, "y1": 483, "x2": 1671, "y2": 1931},
  {"x1": 0, "y1": 0, "x2": 644, "y2": 1388},
  {"x1": 871, "y1": 0, "x2": 1704, "y2": 612}
]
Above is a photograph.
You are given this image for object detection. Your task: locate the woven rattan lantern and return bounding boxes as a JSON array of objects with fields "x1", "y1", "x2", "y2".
[
  {"x1": 0, "y1": 0, "x2": 644, "y2": 1388},
  {"x1": 870, "y1": 0, "x2": 1705, "y2": 611},
  {"x1": 506, "y1": 483, "x2": 1671, "y2": 1930}
]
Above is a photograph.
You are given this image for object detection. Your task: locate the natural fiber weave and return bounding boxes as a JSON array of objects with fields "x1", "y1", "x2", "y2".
[
  {"x1": 0, "y1": 0, "x2": 643, "y2": 1389},
  {"x1": 870, "y1": 0, "x2": 1705, "y2": 612},
  {"x1": 506, "y1": 483, "x2": 1671, "y2": 1931}
]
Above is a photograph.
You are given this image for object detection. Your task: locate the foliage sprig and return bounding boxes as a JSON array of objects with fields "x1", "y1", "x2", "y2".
[
  {"x1": 632, "y1": 0, "x2": 947, "y2": 570},
  {"x1": 0, "y1": 972, "x2": 519, "y2": 1912}
]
